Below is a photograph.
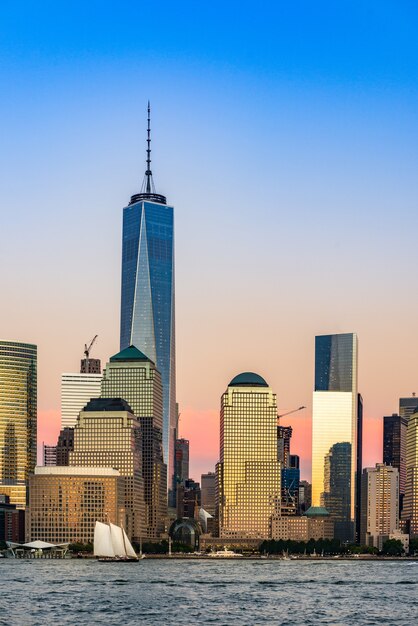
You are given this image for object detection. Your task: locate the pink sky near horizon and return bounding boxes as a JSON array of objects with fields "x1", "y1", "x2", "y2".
[{"x1": 38, "y1": 398, "x2": 384, "y2": 483}]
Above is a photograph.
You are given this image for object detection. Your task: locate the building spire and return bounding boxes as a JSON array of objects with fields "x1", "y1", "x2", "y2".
[
  {"x1": 130, "y1": 102, "x2": 167, "y2": 206},
  {"x1": 141, "y1": 101, "x2": 157, "y2": 195},
  {"x1": 145, "y1": 101, "x2": 152, "y2": 193}
]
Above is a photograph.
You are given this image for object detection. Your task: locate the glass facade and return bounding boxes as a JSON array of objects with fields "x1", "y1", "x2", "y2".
[
  {"x1": 312, "y1": 333, "x2": 358, "y2": 543},
  {"x1": 0, "y1": 341, "x2": 37, "y2": 509},
  {"x1": 120, "y1": 199, "x2": 175, "y2": 497},
  {"x1": 404, "y1": 408, "x2": 418, "y2": 536},
  {"x1": 315, "y1": 333, "x2": 355, "y2": 392},
  {"x1": 218, "y1": 373, "x2": 281, "y2": 538},
  {"x1": 383, "y1": 414, "x2": 407, "y2": 509}
]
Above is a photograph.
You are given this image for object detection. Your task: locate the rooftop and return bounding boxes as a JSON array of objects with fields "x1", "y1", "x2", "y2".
[
  {"x1": 82, "y1": 397, "x2": 134, "y2": 413},
  {"x1": 109, "y1": 345, "x2": 153, "y2": 364},
  {"x1": 229, "y1": 372, "x2": 268, "y2": 387},
  {"x1": 305, "y1": 506, "x2": 330, "y2": 518},
  {"x1": 34, "y1": 466, "x2": 120, "y2": 476}
]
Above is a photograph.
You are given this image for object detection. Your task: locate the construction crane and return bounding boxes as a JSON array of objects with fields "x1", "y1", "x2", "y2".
[
  {"x1": 84, "y1": 335, "x2": 98, "y2": 373},
  {"x1": 277, "y1": 406, "x2": 306, "y2": 419},
  {"x1": 277, "y1": 406, "x2": 306, "y2": 423}
]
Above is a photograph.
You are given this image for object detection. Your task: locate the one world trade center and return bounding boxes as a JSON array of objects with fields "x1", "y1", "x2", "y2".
[{"x1": 120, "y1": 104, "x2": 176, "y2": 501}]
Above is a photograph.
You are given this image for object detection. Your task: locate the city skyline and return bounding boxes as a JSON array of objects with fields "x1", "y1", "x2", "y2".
[{"x1": 2, "y1": 3, "x2": 418, "y2": 482}]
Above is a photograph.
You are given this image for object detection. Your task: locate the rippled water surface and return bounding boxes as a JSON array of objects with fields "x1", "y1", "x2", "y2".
[{"x1": 1, "y1": 559, "x2": 417, "y2": 625}]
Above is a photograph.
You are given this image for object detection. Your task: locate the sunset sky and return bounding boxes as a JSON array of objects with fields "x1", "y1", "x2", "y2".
[{"x1": 1, "y1": 2, "x2": 418, "y2": 481}]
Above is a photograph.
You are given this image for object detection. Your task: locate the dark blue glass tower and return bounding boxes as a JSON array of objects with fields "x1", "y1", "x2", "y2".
[{"x1": 120, "y1": 104, "x2": 176, "y2": 500}]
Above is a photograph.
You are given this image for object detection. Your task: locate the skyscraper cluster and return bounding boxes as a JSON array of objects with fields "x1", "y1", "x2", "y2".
[{"x1": 1, "y1": 110, "x2": 418, "y2": 553}]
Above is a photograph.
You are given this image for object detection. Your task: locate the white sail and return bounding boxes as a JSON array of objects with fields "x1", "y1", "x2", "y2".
[
  {"x1": 122, "y1": 528, "x2": 137, "y2": 558},
  {"x1": 94, "y1": 521, "x2": 115, "y2": 557},
  {"x1": 110, "y1": 523, "x2": 126, "y2": 557}
]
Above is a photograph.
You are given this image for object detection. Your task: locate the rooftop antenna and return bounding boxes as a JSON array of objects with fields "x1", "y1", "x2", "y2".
[
  {"x1": 130, "y1": 102, "x2": 167, "y2": 206},
  {"x1": 142, "y1": 101, "x2": 155, "y2": 194}
]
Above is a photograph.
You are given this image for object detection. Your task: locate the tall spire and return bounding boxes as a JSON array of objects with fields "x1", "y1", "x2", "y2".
[
  {"x1": 145, "y1": 100, "x2": 153, "y2": 194},
  {"x1": 129, "y1": 102, "x2": 167, "y2": 206}
]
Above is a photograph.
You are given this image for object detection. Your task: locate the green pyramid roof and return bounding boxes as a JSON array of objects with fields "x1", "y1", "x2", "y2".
[
  {"x1": 109, "y1": 345, "x2": 153, "y2": 363},
  {"x1": 305, "y1": 506, "x2": 330, "y2": 518}
]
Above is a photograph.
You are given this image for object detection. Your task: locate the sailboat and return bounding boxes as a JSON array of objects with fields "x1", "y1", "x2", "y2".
[{"x1": 94, "y1": 521, "x2": 139, "y2": 562}]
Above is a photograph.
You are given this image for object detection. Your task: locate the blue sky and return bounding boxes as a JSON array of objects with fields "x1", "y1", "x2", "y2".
[{"x1": 2, "y1": 1, "x2": 418, "y2": 477}]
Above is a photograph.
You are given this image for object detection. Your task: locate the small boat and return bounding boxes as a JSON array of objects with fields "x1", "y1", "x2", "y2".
[
  {"x1": 209, "y1": 547, "x2": 243, "y2": 558},
  {"x1": 94, "y1": 521, "x2": 139, "y2": 562}
]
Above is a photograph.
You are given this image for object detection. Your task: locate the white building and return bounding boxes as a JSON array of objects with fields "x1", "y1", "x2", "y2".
[
  {"x1": 61, "y1": 373, "x2": 103, "y2": 428},
  {"x1": 360, "y1": 464, "x2": 399, "y2": 548}
]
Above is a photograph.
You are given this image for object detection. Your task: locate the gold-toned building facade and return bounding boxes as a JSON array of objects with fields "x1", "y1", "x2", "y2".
[
  {"x1": 69, "y1": 398, "x2": 145, "y2": 540},
  {"x1": 404, "y1": 407, "x2": 418, "y2": 536},
  {"x1": 101, "y1": 346, "x2": 167, "y2": 537},
  {"x1": 27, "y1": 467, "x2": 123, "y2": 544},
  {"x1": 312, "y1": 333, "x2": 360, "y2": 543},
  {"x1": 218, "y1": 372, "x2": 281, "y2": 539},
  {"x1": 0, "y1": 341, "x2": 37, "y2": 509},
  {"x1": 360, "y1": 464, "x2": 399, "y2": 547},
  {"x1": 271, "y1": 510, "x2": 334, "y2": 541}
]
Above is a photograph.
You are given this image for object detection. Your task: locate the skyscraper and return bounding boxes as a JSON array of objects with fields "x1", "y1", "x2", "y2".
[
  {"x1": 277, "y1": 425, "x2": 292, "y2": 468},
  {"x1": 201, "y1": 472, "x2": 216, "y2": 516},
  {"x1": 101, "y1": 345, "x2": 167, "y2": 537},
  {"x1": 0, "y1": 341, "x2": 37, "y2": 509},
  {"x1": 383, "y1": 413, "x2": 407, "y2": 513},
  {"x1": 218, "y1": 372, "x2": 281, "y2": 538},
  {"x1": 69, "y1": 397, "x2": 145, "y2": 540},
  {"x1": 175, "y1": 438, "x2": 189, "y2": 488},
  {"x1": 312, "y1": 333, "x2": 360, "y2": 542},
  {"x1": 399, "y1": 395, "x2": 418, "y2": 421},
  {"x1": 61, "y1": 372, "x2": 103, "y2": 428},
  {"x1": 404, "y1": 406, "x2": 418, "y2": 536},
  {"x1": 120, "y1": 104, "x2": 175, "y2": 499},
  {"x1": 360, "y1": 464, "x2": 399, "y2": 548}
]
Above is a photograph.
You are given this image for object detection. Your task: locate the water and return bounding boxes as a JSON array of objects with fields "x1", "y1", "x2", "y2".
[{"x1": 1, "y1": 559, "x2": 417, "y2": 625}]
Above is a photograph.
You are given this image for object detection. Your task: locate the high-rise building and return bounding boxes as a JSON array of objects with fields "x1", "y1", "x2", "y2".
[
  {"x1": 383, "y1": 413, "x2": 407, "y2": 513},
  {"x1": 101, "y1": 345, "x2": 167, "y2": 537},
  {"x1": 0, "y1": 341, "x2": 37, "y2": 509},
  {"x1": 360, "y1": 464, "x2": 399, "y2": 549},
  {"x1": 312, "y1": 333, "x2": 360, "y2": 542},
  {"x1": 0, "y1": 494, "x2": 25, "y2": 543},
  {"x1": 175, "y1": 438, "x2": 189, "y2": 488},
  {"x1": 69, "y1": 397, "x2": 145, "y2": 540},
  {"x1": 56, "y1": 427, "x2": 74, "y2": 466},
  {"x1": 399, "y1": 395, "x2": 418, "y2": 421},
  {"x1": 277, "y1": 426, "x2": 292, "y2": 468},
  {"x1": 201, "y1": 472, "x2": 216, "y2": 516},
  {"x1": 43, "y1": 444, "x2": 57, "y2": 466},
  {"x1": 218, "y1": 372, "x2": 281, "y2": 538},
  {"x1": 177, "y1": 478, "x2": 201, "y2": 519},
  {"x1": 61, "y1": 372, "x2": 103, "y2": 428},
  {"x1": 119, "y1": 105, "x2": 176, "y2": 500},
  {"x1": 404, "y1": 406, "x2": 418, "y2": 536},
  {"x1": 27, "y1": 466, "x2": 123, "y2": 545},
  {"x1": 80, "y1": 358, "x2": 101, "y2": 374},
  {"x1": 299, "y1": 480, "x2": 312, "y2": 513}
]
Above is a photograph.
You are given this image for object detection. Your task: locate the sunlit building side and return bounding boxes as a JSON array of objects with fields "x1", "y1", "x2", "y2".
[
  {"x1": 404, "y1": 406, "x2": 418, "y2": 537},
  {"x1": 312, "y1": 333, "x2": 360, "y2": 543},
  {"x1": 360, "y1": 463, "x2": 399, "y2": 549},
  {"x1": 0, "y1": 341, "x2": 37, "y2": 509},
  {"x1": 218, "y1": 372, "x2": 281, "y2": 539}
]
